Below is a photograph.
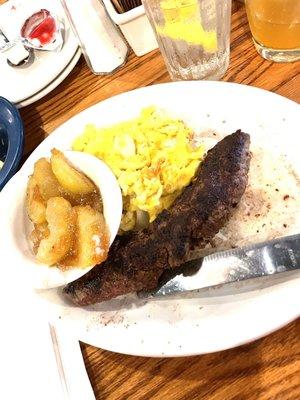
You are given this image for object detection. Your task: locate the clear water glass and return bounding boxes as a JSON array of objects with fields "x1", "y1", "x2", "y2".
[{"x1": 143, "y1": 0, "x2": 232, "y2": 81}]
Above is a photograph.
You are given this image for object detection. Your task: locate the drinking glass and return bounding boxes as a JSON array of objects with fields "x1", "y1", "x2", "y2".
[
  {"x1": 245, "y1": 0, "x2": 300, "y2": 62},
  {"x1": 143, "y1": 0, "x2": 232, "y2": 81}
]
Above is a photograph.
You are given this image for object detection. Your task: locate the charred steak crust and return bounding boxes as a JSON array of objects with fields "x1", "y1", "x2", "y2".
[{"x1": 64, "y1": 130, "x2": 251, "y2": 306}]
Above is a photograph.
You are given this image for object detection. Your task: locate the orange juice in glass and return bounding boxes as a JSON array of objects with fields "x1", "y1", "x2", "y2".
[{"x1": 245, "y1": 0, "x2": 300, "y2": 62}]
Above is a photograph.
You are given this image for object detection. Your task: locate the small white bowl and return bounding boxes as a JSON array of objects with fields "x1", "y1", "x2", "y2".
[
  {"x1": 102, "y1": 0, "x2": 158, "y2": 57},
  {"x1": 65, "y1": 151, "x2": 122, "y2": 246},
  {"x1": 0, "y1": 151, "x2": 122, "y2": 290}
]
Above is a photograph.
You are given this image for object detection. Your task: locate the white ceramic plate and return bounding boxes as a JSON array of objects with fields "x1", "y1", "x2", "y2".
[
  {"x1": 0, "y1": 0, "x2": 78, "y2": 104},
  {"x1": 1, "y1": 81, "x2": 300, "y2": 357},
  {"x1": 15, "y1": 47, "x2": 81, "y2": 108}
]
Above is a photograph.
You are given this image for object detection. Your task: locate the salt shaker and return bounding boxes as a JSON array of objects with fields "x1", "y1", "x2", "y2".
[{"x1": 61, "y1": 0, "x2": 128, "y2": 75}]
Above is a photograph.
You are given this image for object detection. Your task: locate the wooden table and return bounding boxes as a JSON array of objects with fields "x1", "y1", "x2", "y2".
[{"x1": 15, "y1": 1, "x2": 300, "y2": 399}]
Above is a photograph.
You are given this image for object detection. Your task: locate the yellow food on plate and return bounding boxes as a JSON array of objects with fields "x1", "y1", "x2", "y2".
[
  {"x1": 25, "y1": 149, "x2": 109, "y2": 269},
  {"x1": 73, "y1": 106, "x2": 205, "y2": 231},
  {"x1": 51, "y1": 149, "x2": 96, "y2": 195},
  {"x1": 60, "y1": 205, "x2": 109, "y2": 268},
  {"x1": 36, "y1": 197, "x2": 76, "y2": 266},
  {"x1": 26, "y1": 175, "x2": 47, "y2": 224},
  {"x1": 33, "y1": 158, "x2": 63, "y2": 200},
  {"x1": 32, "y1": 153, "x2": 102, "y2": 210},
  {"x1": 30, "y1": 222, "x2": 50, "y2": 254}
]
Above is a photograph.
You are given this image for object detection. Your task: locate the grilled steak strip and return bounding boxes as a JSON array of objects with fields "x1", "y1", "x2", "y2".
[{"x1": 64, "y1": 130, "x2": 251, "y2": 306}]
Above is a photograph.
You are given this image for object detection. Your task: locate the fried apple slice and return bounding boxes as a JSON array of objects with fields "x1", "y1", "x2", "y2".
[
  {"x1": 33, "y1": 158, "x2": 63, "y2": 200},
  {"x1": 36, "y1": 197, "x2": 75, "y2": 265},
  {"x1": 60, "y1": 206, "x2": 109, "y2": 268},
  {"x1": 30, "y1": 222, "x2": 50, "y2": 254},
  {"x1": 33, "y1": 156, "x2": 93, "y2": 206},
  {"x1": 50, "y1": 149, "x2": 96, "y2": 195},
  {"x1": 26, "y1": 175, "x2": 46, "y2": 224}
]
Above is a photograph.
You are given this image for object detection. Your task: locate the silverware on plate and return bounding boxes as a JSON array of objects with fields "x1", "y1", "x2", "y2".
[
  {"x1": 0, "y1": 28, "x2": 34, "y2": 67},
  {"x1": 139, "y1": 234, "x2": 300, "y2": 299}
]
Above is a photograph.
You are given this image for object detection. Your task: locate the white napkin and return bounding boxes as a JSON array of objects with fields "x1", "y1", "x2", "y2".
[
  {"x1": 1, "y1": 287, "x2": 95, "y2": 400},
  {"x1": 2, "y1": 310, "x2": 65, "y2": 400}
]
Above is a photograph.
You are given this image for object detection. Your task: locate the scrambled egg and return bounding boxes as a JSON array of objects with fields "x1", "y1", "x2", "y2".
[{"x1": 73, "y1": 107, "x2": 205, "y2": 231}]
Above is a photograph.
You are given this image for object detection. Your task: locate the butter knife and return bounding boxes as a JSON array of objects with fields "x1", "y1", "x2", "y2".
[{"x1": 140, "y1": 234, "x2": 300, "y2": 298}]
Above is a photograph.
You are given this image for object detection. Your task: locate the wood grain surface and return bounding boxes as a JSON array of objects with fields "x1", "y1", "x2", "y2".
[{"x1": 6, "y1": 0, "x2": 300, "y2": 399}]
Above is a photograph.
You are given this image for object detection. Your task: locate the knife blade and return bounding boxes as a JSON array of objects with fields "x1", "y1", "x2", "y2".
[{"x1": 139, "y1": 234, "x2": 300, "y2": 298}]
